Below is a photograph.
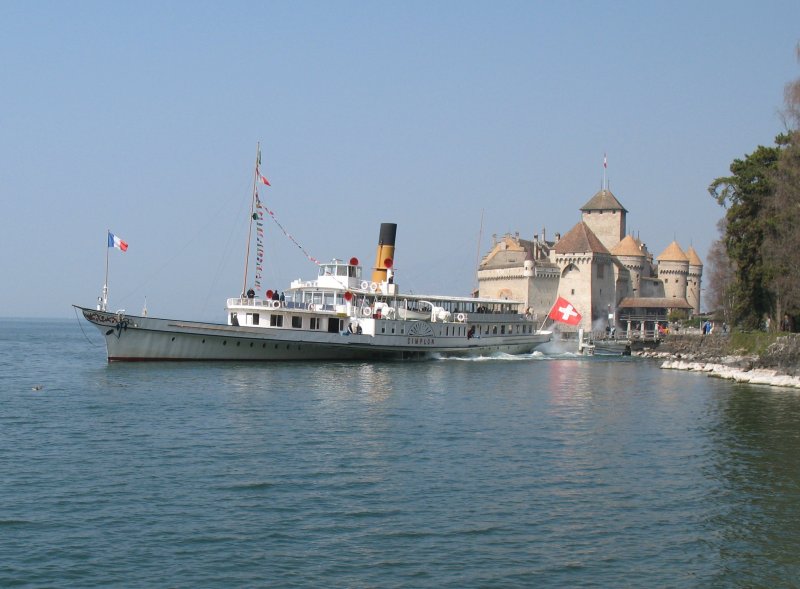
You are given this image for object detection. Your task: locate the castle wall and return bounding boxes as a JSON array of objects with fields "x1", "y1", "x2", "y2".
[
  {"x1": 555, "y1": 256, "x2": 598, "y2": 331},
  {"x1": 581, "y1": 210, "x2": 626, "y2": 252},
  {"x1": 477, "y1": 267, "x2": 558, "y2": 322},
  {"x1": 590, "y1": 256, "x2": 618, "y2": 329},
  {"x1": 616, "y1": 257, "x2": 645, "y2": 295},
  {"x1": 639, "y1": 277, "x2": 666, "y2": 298},
  {"x1": 658, "y1": 260, "x2": 690, "y2": 302},
  {"x1": 686, "y1": 265, "x2": 702, "y2": 315},
  {"x1": 477, "y1": 267, "x2": 528, "y2": 303}
]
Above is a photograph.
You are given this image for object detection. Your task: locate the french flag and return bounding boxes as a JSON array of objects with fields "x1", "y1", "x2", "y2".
[{"x1": 108, "y1": 231, "x2": 129, "y2": 252}]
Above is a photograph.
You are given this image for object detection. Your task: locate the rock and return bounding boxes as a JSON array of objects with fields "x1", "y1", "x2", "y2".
[{"x1": 650, "y1": 333, "x2": 800, "y2": 388}]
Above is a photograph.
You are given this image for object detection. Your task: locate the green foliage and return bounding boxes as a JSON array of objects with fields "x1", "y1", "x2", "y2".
[
  {"x1": 709, "y1": 52, "x2": 800, "y2": 328},
  {"x1": 667, "y1": 309, "x2": 688, "y2": 322},
  {"x1": 709, "y1": 144, "x2": 780, "y2": 329},
  {"x1": 728, "y1": 330, "x2": 782, "y2": 355}
]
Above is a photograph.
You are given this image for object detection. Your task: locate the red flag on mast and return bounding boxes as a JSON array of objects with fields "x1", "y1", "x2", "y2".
[{"x1": 548, "y1": 297, "x2": 582, "y2": 325}]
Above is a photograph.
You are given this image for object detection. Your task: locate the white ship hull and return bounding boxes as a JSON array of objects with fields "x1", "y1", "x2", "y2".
[{"x1": 77, "y1": 307, "x2": 551, "y2": 362}]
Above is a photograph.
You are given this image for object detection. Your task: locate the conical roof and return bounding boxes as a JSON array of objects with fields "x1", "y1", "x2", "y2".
[
  {"x1": 611, "y1": 235, "x2": 645, "y2": 257},
  {"x1": 554, "y1": 222, "x2": 610, "y2": 255},
  {"x1": 657, "y1": 241, "x2": 689, "y2": 262},
  {"x1": 685, "y1": 245, "x2": 703, "y2": 266},
  {"x1": 580, "y1": 189, "x2": 628, "y2": 213}
]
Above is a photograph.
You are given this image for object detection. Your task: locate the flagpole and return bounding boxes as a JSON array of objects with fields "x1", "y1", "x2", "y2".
[
  {"x1": 603, "y1": 153, "x2": 607, "y2": 190},
  {"x1": 539, "y1": 298, "x2": 558, "y2": 332},
  {"x1": 241, "y1": 142, "x2": 260, "y2": 297},
  {"x1": 473, "y1": 208, "x2": 484, "y2": 294},
  {"x1": 102, "y1": 229, "x2": 110, "y2": 311}
]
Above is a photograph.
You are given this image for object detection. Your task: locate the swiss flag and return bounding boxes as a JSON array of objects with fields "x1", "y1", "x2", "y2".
[{"x1": 548, "y1": 296, "x2": 582, "y2": 325}]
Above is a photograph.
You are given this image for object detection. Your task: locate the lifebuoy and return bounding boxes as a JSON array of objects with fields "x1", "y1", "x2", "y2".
[
  {"x1": 307, "y1": 302, "x2": 315, "y2": 311},
  {"x1": 363, "y1": 307, "x2": 372, "y2": 316},
  {"x1": 271, "y1": 300, "x2": 281, "y2": 309},
  {"x1": 369, "y1": 282, "x2": 378, "y2": 291},
  {"x1": 456, "y1": 313, "x2": 466, "y2": 322},
  {"x1": 360, "y1": 280, "x2": 369, "y2": 290}
]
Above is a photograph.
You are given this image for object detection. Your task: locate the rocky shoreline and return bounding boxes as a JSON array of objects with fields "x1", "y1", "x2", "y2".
[{"x1": 635, "y1": 333, "x2": 800, "y2": 389}]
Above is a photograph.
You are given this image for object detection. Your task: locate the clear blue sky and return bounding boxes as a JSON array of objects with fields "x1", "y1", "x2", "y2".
[{"x1": 2, "y1": 1, "x2": 798, "y2": 319}]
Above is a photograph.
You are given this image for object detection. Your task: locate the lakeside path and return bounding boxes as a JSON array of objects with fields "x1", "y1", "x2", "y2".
[{"x1": 636, "y1": 333, "x2": 800, "y2": 390}]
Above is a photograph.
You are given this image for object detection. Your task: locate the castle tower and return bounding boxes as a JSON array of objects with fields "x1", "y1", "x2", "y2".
[
  {"x1": 611, "y1": 235, "x2": 647, "y2": 297},
  {"x1": 657, "y1": 241, "x2": 690, "y2": 303},
  {"x1": 685, "y1": 246, "x2": 703, "y2": 315},
  {"x1": 553, "y1": 221, "x2": 615, "y2": 330},
  {"x1": 580, "y1": 189, "x2": 628, "y2": 252}
]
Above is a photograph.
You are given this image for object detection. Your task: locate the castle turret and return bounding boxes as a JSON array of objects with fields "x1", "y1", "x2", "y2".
[
  {"x1": 523, "y1": 248, "x2": 534, "y2": 277},
  {"x1": 611, "y1": 235, "x2": 646, "y2": 297},
  {"x1": 685, "y1": 245, "x2": 703, "y2": 315},
  {"x1": 657, "y1": 241, "x2": 690, "y2": 303}
]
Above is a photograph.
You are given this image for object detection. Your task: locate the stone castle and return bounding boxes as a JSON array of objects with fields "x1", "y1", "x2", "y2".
[{"x1": 477, "y1": 188, "x2": 703, "y2": 333}]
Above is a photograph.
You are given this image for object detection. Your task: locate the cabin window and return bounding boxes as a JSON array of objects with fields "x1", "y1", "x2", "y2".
[
  {"x1": 270, "y1": 315, "x2": 283, "y2": 327},
  {"x1": 327, "y1": 318, "x2": 341, "y2": 333},
  {"x1": 291, "y1": 316, "x2": 302, "y2": 329},
  {"x1": 310, "y1": 318, "x2": 320, "y2": 330},
  {"x1": 501, "y1": 325, "x2": 506, "y2": 335},
  {"x1": 492, "y1": 325, "x2": 498, "y2": 335},
  {"x1": 252, "y1": 313, "x2": 260, "y2": 326}
]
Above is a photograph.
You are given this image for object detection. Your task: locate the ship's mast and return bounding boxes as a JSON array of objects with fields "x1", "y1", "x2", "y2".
[
  {"x1": 474, "y1": 208, "x2": 484, "y2": 294},
  {"x1": 241, "y1": 142, "x2": 261, "y2": 297},
  {"x1": 101, "y1": 228, "x2": 110, "y2": 311}
]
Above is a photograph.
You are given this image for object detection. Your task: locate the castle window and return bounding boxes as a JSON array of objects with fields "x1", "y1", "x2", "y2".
[{"x1": 571, "y1": 289, "x2": 575, "y2": 295}]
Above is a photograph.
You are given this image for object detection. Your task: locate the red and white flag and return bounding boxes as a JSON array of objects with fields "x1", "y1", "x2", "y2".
[
  {"x1": 548, "y1": 296, "x2": 582, "y2": 325},
  {"x1": 259, "y1": 173, "x2": 271, "y2": 186}
]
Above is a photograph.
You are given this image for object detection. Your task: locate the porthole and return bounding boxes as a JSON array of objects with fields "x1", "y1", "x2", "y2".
[
  {"x1": 250, "y1": 342, "x2": 253, "y2": 347},
  {"x1": 223, "y1": 341, "x2": 227, "y2": 345},
  {"x1": 171, "y1": 337, "x2": 175, "y2": 341},
  {"x1": 236, "y1": 341, "x2": 241, "y2": 346},
  {"x1": 202, "y1": 339, "x2": 206, "y2": 343}
]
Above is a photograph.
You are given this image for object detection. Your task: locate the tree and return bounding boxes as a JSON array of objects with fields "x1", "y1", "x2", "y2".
[
  {"x1": 765, "y1": 44, "x2": 800, "y2": 328},
  {"x1": 709, "y1": 45, "x2": 800, "y2": 331},
  {"x1": 709, "y1": 144, "x2": 780, "y2": 329},
  {"x1": 705, "y1": 217, "x2": 735, "y2": 324}
]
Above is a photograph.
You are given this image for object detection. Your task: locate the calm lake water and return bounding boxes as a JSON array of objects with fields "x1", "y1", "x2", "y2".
[{"x1": 2, "y1": 318, "x2": 800, "y2": 588}]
